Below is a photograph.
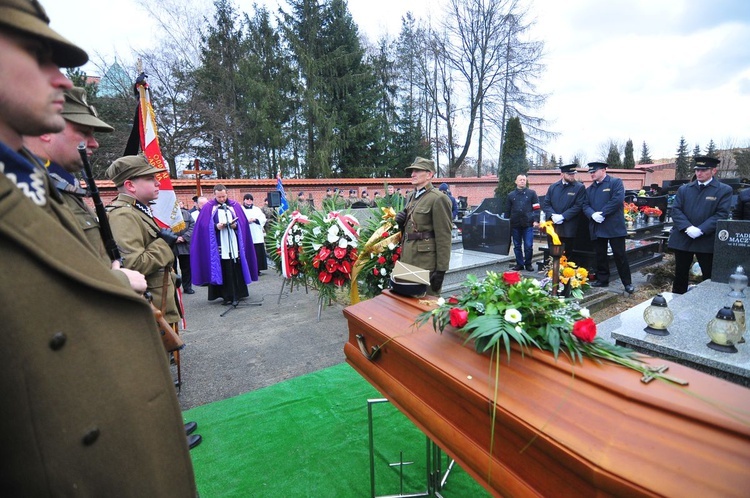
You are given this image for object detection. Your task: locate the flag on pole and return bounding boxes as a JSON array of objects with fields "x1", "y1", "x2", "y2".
[
  {"x1": 125, "y1": 73, "x2": 184, "y2": 232},
  {"x1": 277, "y1": 174, "x2": 289, "y2": 215}
]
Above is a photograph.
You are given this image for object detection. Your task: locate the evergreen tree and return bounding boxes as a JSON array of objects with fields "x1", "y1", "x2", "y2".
[
  {"x1": 606, "y1": 142, "x2": 622, "y2": 168},
  {"x1": 675, "y1": 136, "x2": 691, "y2": 180},
  {"x1": 495, "y1": 117, "x2": 527, "y2": 203},
  {"x1": 705, "y1": 139, "x2": 718, "y2": 158},
  {"x1": 735, "y1": 149, "x2": 750, "y2": 180},
  {"x1": 622, "y1": 139, "x2": 635, "y2": 169},
  {"x1": 691, "y1": 144, "x2": 701, "y2": 169},
  {"x1": 638, "y1": 141, "x2": 653, "y2": 164}
]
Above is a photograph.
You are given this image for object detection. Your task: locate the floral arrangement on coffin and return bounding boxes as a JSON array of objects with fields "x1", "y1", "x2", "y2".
[
  {"x1": 266, "y1": 210, "x2": 309, "y2": 281},
  {"x1": 624, "y1": 202, "x2": 639, "y2": 223},
  {"x1": 350, "y1": 207, "x2": 402, "y2": 303},
  {"x1": 543, "y1": 255, "x2": 590, "y2": 298},
  {"x1": 301, "y1": 211, "x2": 360, "y2": 302},
  {"x1": 415, "y1": 271, "x2": 679, "y2": 382},
  {"x1": 640, "y1": 205, "x2": 663, "y2": 218}
]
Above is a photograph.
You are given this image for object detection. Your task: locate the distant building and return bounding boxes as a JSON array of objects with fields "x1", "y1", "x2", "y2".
[{"x1": 98, "y1": 61, "x2": 131, "y2": 97}]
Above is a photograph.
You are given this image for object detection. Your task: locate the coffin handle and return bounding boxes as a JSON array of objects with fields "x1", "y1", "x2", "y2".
[{"x1": 356, "y1": 334, "x2": 381, "y2": 361}]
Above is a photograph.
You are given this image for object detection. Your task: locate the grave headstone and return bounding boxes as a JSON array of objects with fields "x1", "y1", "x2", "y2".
[
  {"x1": 712, "y1": 220, "x2": 750, "y2": 283},
  {"x1": 461, "y1": 198, "x2": 511, "y2": 255}
]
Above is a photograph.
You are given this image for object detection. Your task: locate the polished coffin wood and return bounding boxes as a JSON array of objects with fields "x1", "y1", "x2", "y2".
[{"x1": 344, "y1": 290, "x2": 750, "y2": 497}]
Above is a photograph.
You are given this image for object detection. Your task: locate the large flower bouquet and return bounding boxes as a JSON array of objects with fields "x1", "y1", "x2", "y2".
[
  {"x1": 350, "y1": 207, "x2": 402, "y2": 303},
  {"x1": 301, "y1": 211, "x2": 360, "y2": 301},
  {"x1": 267, "y1": 210, "x2": 308, "y2": 281},
  {"x1": 624, "y1": 201, "x2": 639, "y2": 223},
  {"x1": 416, "y1": 271, "x2": 678, "y2": 382},
  {"x1": 640, "y1": 205, "x2": 662, "y2": 218}
]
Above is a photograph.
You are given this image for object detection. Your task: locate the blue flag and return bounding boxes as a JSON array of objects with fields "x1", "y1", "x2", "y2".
[{"x1": 277, "y1": 175, "x2": 289, "y2": 214}]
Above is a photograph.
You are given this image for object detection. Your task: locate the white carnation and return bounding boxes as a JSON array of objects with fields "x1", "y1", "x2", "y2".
[{"x1": 579, "y1": 307, "x2": 590, "y2": 318}]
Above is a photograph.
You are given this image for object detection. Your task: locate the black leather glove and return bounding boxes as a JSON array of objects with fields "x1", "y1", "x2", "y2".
[
  {"x1": 157, "y1": 228, "x2": 179, "y2": 247},
  {"x1": 174, "y1": 273, "x2": 182, "y2": 288},
  {"x1": 430, "y1": 271, "x2": 445, "y2": 292},
  {"x1": 395, "y1": 210, "x2": 407, "y2": 230}
]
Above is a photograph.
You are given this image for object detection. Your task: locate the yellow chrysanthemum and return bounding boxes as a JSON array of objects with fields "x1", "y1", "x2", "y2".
[
  {"x1": 571, "y1": 279, "x2": 581, "y2": 288},
  {"x1": 576, "y1": 268, "x2": 588, "y2": 278},
  {"x1": 562, "y1": 267, "x2": 576, "y2": 278},
  {"x1": 560, "y1": 276, "x2": 569, "y2": 284},
  {"x1": 567, "y1": 261, "x2": 577, "y2": 268}
]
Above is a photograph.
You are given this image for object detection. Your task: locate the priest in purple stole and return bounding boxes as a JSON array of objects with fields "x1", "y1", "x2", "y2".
[{"x1": 191, "y1": 184, "x2": 258, "y2": 304}]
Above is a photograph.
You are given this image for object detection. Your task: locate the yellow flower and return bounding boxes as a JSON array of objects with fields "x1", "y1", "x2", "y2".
[
  {"x1": 562, "y1": 267, "x2": 576, "y2": 278},
  {"x1": 576, "y1": 268, "x2": 588, "y2": 279},
  {"x1": 571, "y1": 279, "x2": 581, "y2": 288},
  {"x1": 559, "y1": 255, "x2": 568, "y2": 266},
  {"x1": 547, "y1": 270, "x2": 553, "y2": 278},
  {"x1": 560, "y1": 276, "x2": 570, "y2": 284}
]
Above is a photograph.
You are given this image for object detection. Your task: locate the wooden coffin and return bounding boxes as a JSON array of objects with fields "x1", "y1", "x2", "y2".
[{"x1": 344, "y1": 291, "x2": 750, "y2": 497}]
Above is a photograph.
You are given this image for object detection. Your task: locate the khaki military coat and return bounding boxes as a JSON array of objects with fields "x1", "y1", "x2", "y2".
[
  {"x1": 58, "y1": 189, "x2": 111, "y2": 267},
  {"x1": 108, "y1": 193, "x2": 180, "y2": 324},
  {"x1": 401, "y1": 184, "x2": 453, "y2": 272},
  {"x1": 0, "y1": 172, "x2": 195, "y2": 495}
]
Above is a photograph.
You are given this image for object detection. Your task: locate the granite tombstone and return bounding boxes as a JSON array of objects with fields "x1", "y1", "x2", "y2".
[
  {"x1": 712, "y1": 220, "x2": 750, "y2": 284},
  {"x1": 461, "y1": 198, "x2": 511, "y2": 255}
]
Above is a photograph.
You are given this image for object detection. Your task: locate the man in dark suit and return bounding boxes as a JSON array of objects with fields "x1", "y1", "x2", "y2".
[
  {"x1": 582, "y1": 162, "x2": 634, "y2": 293},
  {"x1": 542, "y1": 163, "x2": 586, "y2": 257},
  {"x1": 668, "y1": 156, "x2": 732, "y2": 293},
  {"x1": 0, "y1": 1, "x2": 196, "y2": 493}
]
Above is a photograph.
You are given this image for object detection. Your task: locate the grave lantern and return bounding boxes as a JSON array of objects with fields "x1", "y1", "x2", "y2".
[
  {"x1": 706, "y1": 306, "x2": 742, "y2": 354},
  {"x1": 643, "y1": 294, "x2": 673, "y2": 336}
]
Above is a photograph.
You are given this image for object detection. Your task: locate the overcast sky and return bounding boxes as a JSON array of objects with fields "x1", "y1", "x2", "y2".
[{"x1": 46, "y1": 0, "x2": 750, "y2": 165}]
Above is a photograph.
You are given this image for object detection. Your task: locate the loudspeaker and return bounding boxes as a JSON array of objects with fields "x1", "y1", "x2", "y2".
[{"x1": 267, "y1": 191, "x2": 281, "y2": 207}]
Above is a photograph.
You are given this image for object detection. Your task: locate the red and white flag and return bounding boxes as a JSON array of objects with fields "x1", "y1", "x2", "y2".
[{"x1": 135, "y1": 81, "x2": 184, "y2": 232}]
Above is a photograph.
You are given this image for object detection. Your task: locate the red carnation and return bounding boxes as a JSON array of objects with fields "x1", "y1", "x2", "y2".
[
  {"x1": 373, "y1": 268, "x2": 380, "y2": 276},
  {"x1": 382, "y1": 231, "x2": 390, "y2": 238},
  {"x1": 391, "y1": 254, "x2": 400, "y2": 262},
  {"x1": 502, "y1": 271, "x2": 521, "y2": 285},
  {"x1": 449, "y1": 308, "x2": 469, "y2": 328},
  {"x1": 377, "y1": 256, "x2": 386, "y2": 264},
  {"x1": 572, "y1": 318, "x2": 597, "y2": 343},
  {"x1": 447, "y1": 296, "x2": 459, "y2": 304}
]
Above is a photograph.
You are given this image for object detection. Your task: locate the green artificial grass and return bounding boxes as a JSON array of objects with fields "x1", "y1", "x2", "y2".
[{"x1": 184, "y1": 363, "x2": 490, "y2": 497}]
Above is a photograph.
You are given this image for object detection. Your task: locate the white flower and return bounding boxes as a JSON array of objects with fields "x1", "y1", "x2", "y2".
[
  {"x1": 515, "y1": 325, "x2": 523, "y2": 334},
  {"x1": 579, "y1": 307, "x2": 590, "y2": 318},
  {"x1": 504, "y1": 308, "x2": 522, "y2": 324},
  {"x1": 294, "y1": 235, "x2": 300, "y2": 243},
  {"x1": 338, "y1": 238, "x2": 348, "y2": 248},
  {"x1": 348, "y1": 239, "x2": 358, "y2": 248},
  {"x1": 387, "y1": 243, "x2": 396, "y2": 251},
  {"x1": 380, "y1": 268, "x2": 387, "y2": 276},
  {"x1": 327, "y1": 232, "x2": 339, "y2": 244},
  {"x1": 377, "y1": 284, "x2": 383, "y2": 289},
  {"x1": 311, "y1": 243, "x2": 321, "y2": 251},
  {"x1": 530, "y1": 279, "x2": 541, "y2": 287},
  {"x1": 436, "y1": 297, "x2": 445, "y2": 306},
  {"x1": 312, "y1": 226, "x2": 321, "y2": 236}
]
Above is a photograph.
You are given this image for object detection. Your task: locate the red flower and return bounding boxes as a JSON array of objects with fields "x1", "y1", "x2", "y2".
[
  {"x1": 287, "y1": 247, "x2": 297, "y2": 258},
  {"x1": 339, "y1": 260, "x2": 352, "y2": 275},
  {"x1": 377, "y1": 256, "x2": 386, "y2": 264},
  {"x1": 334, "y1": 246, "x2": 347, "y2": 259},
  {"x1": 333, "y1": 276, "x2": 346, "y2": 287},
  {"x1": 319, "y1": 271, "x2": 332, "y2": 284},
  {"x1": 349, "y1": 249, "x2": 358, "y2": 260},
  {"x1": 449, "y1": 308, "x2": 469, "y2": 328},
  {"x1": 572, "y1": 318, "x2": 597, "y2": 343},
  {"x1": 447, "y1": 296, "x2": 459, "y2": 304},
  {"x1": 391, "y1": 254, "x2": 400, "y2": 262},
  {"x1": 325, "y1": 259, "x2": 337, "y2": 273},
  {"x1": 502, "y1": 271, "x2": 521, "y2": 285},
  {"x1": 373, "y1": 268, "x2": 380, "y2": 276},
  {"x1": 312, "y1": 255, "x2": 321, "y2": 269},
  {"x1": 318, "y1": 247, "x2": 331, "y2": 260}
]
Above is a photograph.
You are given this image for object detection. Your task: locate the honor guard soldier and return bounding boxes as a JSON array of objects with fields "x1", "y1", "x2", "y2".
[
  {"x1": 0, "y1": 0, "x2": 196, "y2": 493},
  {"x1": 542, "y1": 163, "x2": 586, "y2": 257},
  {"x1": 395, "y1": 157, "x2": 453, "y2": 295}
]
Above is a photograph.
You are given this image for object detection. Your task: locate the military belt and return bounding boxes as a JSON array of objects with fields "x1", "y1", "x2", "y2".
[{"x1": 406, "y1": 231, "x2": 435, "y2": 241}]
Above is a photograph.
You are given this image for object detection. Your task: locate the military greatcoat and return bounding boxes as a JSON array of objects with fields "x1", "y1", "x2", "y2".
[
  {"x1": 542, "y1": 179, "x2": 586, "y2": 238},
  {"x1": 668, "y1": 178, "x2": 732, "y2": 253},
  {"x1": 401, "y1": 183, "x2": 453, "y2": 272},
  {"x1": 0, "y1": 167, "x2": 195, "y2": 495},
  {"x1": 108, "y1": 193, "x2": 181, "y2": 324}
]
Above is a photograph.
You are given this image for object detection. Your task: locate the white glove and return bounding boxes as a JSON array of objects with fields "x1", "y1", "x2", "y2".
[
  {"x1": 592, "y1": 212, "x2": 604, "y2": 223},
  {"x1": 685, "y1": 226, "x2": 703, "y2": 239},
  {"x1": 551, "y1": 214, "x2": 564, "y2": 224}
]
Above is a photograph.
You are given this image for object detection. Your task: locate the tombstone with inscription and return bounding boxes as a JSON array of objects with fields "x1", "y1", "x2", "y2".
[
  {"x1": 712, "y1": 220, "x2": 750, "y2": 283},
  {"x1": 461, "y1": 197, "x2": 511, "y2": 255}
]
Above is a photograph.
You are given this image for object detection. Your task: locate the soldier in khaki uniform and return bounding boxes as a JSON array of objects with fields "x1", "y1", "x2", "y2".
[
  {"x1": 106, "y1": 156, "x2": 182, "y2": 325},
  {"x1": 395, "y1": 157, "x2": 453, "y2": 295},
  {"x1": 0, "y1": 0, "x2": 196, "y2": 494}
]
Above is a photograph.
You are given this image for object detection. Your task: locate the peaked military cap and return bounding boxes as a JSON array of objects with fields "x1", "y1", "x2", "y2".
[
  {"x1": 62, "y1": 87, "x2": 114, "y2": 132},
  {"x1": 106, "y1": 155, "x2": 163, "y2": 187},
  {"x1": 586, "y1": 161, "x2": 608, "y2": 172},
  {"x1": 694, "y1": 155, "x2": 720, "y2": 169},
  {"x1": 560, "y1": 163, "x2": 578, "y2": 174},
  {"x1": 405, "y1": 156, "x2": 435, "y2": 173}
]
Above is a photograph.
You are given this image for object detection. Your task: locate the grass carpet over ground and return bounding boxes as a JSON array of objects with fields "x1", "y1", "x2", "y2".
[{"x1": 184, "y1": 363, "x2": 490, "y2": 497}]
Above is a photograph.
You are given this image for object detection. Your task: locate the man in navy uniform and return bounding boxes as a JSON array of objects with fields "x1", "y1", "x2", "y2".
[
  {"x1": 542, "y1": 163, "x2": 586, "y2": 257},
  {"x1": 582, "y1": 162, "x2": 634, "y2": 293},
  {"x1": 668, "y1": 156, "x2": 732, "y2": 293}
]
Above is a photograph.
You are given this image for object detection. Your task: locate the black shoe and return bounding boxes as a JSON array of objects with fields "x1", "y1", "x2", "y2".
[
  {"x1": 590, "y1": 280, "x2": 609, "y2": 288},
  {"x1": 510, "y1": 265, "x2": 524, "y2": 271},
  {"x1": 183, "y1": 288, "x2": 195, "y2": 294},
  {"x1": 624, "y1": 284, "x2": 635, "y2": 294},
  {"x1": 231, "y1": 300, "x2": 239, "y2": 306},
  {"x1": 187, "y1": 434, "x2": 202, "y2": 450},
  {"x1": 184, "y1": 421, "x2": 198, "y2": 435},
  {"x1": 524, "y1": 265, "x2": 534, "y2": 272}
]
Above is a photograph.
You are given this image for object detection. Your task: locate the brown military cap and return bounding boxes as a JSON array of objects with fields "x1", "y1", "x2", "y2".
[
  {"x1": 0, "y1": 0, "x2": 88, "y2": 67},
  {"x1": 106, "y1": 155, "x2": 163, "y2": 187},
  {"x1": 405, "y1": 157, "x2": 435, "y2": 173},
  {"x1": 62, "y1": 87, "x2": 114, "y2": 132}
]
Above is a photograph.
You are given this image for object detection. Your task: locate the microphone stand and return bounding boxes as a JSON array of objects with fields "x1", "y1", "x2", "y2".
[{"x1": 220, "y1": 202, "x2": 261, "y2": 317}]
